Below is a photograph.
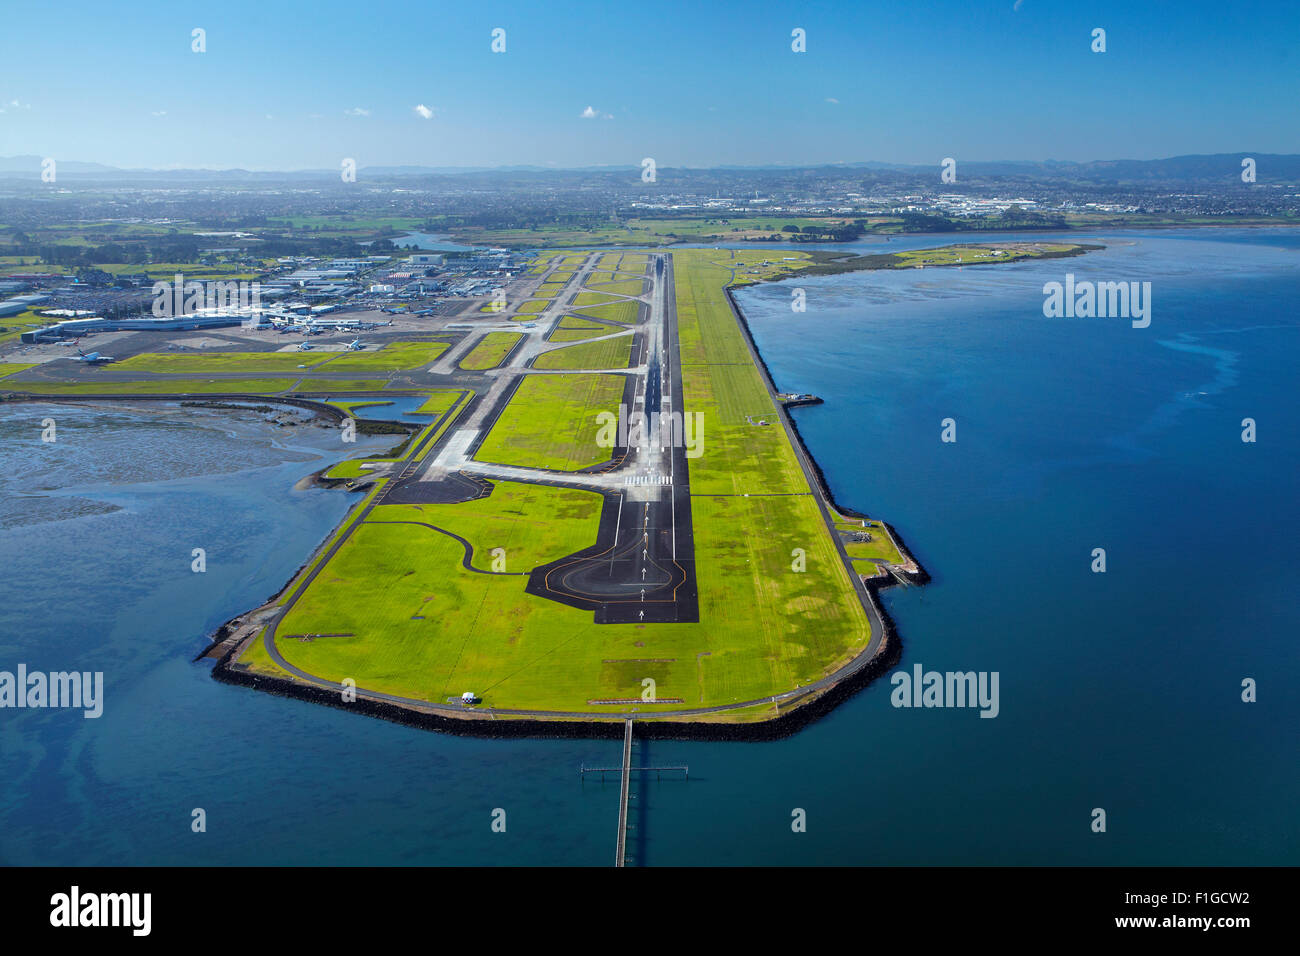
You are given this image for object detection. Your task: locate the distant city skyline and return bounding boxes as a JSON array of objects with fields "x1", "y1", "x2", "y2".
[{"x1": 3, "y1": 0, "x2": 1296, "y2": 171}]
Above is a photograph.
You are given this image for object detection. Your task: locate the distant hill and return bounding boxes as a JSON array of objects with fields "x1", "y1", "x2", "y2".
[
  {"x1": 0, "y1": 153, "x2": 1296, "y2": 183},
  {"x1": 955, "y1": 154, "x2": 1300, "y2": 182},
  {"x1": 0, "y1": 155, "x2": 120, "y2": 174}
]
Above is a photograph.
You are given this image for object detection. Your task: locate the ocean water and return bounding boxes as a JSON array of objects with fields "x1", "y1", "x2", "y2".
[{"x1": 1, "y1": 230, "x2": 1296, "y2": 866}]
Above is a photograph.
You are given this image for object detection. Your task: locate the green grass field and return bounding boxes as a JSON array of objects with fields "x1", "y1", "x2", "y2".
[
  {"x1": 546, "y1": 329, "x2": 607, "y2": 343},
  {"x1": 571, "y1": 300, "x2": 639, "y2": 325},
  {"x1": 113, "y1": 351, "x2": 330, "y2": 373},
  {"x1": 673, "y1": 251, "x2": 807, "y2": 494},
  {"x1": 459, "y1": 332, "x2": 522, "y2": 371},
  {"x1": 474, "y1": 373, "x2": 623, "y2": 472},
  {"x1": 831, "y1": 516, "x2": 905, "y2": 564},
  {"x1": 888, "y1": 243, "x2": 1079, "y2": 268},
  {"x1": 441, "y1": 216, "x2": 862, "y2": 249},
  {"x1": 0, "y1": 362, "x2": 37, "y2": 379},
  {"x1": 532, "y1": 335, "x2": 632, "y2": 371},
  {"x1": 14, "y1": 378, "x2": 299, "y2": 395},
  {"x1": 264, "y1": 484, "x2": 870, "y2": 711},
  {"x1": 556, "y1": 315, "x2": 608, "y2": 331},
  {"x1": 586, "y1": 278, "x2": 645, "y2": 297},
  {"x1": 323, "y1": 459, "x2": 396, "y2": 480},
  {"x1": 415, "y1": 389, "x2": 467, "y2": 416},
  {"x1": 293, "y1": 379, "x2": 392, "y2": 393},
  {"x1": 572, "y1": 291, "x2": 622, "y2": 308},
  {"x1": 318, "y1": 341, "x2": 449, "y2": 371},
  {"x1": 370, "y1": 480, "x2": 603, "y2": 572},
  {"x1": 0, "y1": 309, "x2": 64, "y2": 343}
]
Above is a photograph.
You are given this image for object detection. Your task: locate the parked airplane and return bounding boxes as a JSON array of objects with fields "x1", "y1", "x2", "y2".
[
  {"x1": 297, "y1": 342, "x2": 313, "y2": 351},
  {"x1": 346, "y1": 339, "x2": 364, "y2": 351},
  {"x1": 73, "y1": 349, "x2": 114, "y2": 364}
]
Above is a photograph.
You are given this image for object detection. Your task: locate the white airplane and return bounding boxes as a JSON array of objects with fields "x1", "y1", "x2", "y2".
[
  {"x1": 346, "y1": 339, "x2": 364, "y2": 351},
  {"x1": 297, "y1": 342, "x2": 313, "y2": 351},
  {"x1": 73, "y1": 349, "x2": 114, "y2": 364}
]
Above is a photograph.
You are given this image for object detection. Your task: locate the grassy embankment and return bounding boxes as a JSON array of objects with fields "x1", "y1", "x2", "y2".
[
  {"x1": 473, "y1": 373, "x2": 624, "y2": 471},
  {"x1": 532, "y1": 335, "x2": 632, "y2": 371},
  {"x1": 12, "y1": 378, "x2": 302, "y2": 395},
  {"x1": 571, "y1": 300, "x2": 639, "y2": 325},
  {"x1": 459, "y1": 332, "x2": 522, "y2": 371}
]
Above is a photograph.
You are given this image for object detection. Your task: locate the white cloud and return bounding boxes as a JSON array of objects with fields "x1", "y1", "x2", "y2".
[
  {"x1": 413, "y1": 104, "x2": 434, "y2": 120},
  {"x1": 151, "y1": 110, "x2": 167, "y2": 117},
  {"x1": 344, "y1": 107, "x2": 370, "y2": 117},
  {"x1": 825, "y1": 97, "x2": 839, "y2": 104},
  {"x1": 581, "y1": 106, "x2": 598, "y2": 119}
]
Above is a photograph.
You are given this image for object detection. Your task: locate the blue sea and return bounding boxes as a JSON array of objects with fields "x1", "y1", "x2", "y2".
[{"x1": 1, "y1": 229, "x2": 1296, "y2": 865}]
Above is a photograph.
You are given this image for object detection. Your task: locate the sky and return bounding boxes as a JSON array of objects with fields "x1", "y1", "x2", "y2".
[{"x1": 1, "y1": 0, "x2": 1296, "y2": 171}]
